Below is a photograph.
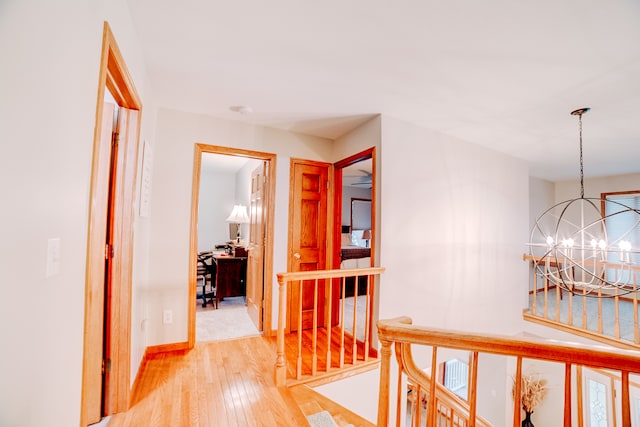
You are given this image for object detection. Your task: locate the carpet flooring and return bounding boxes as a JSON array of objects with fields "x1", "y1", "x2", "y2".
[
  {"x1": 342, "y1": 295, "x2": 367, "y2": 341},
  {"x1": 196, "y1": 296, "x2": 261, "y2": 342}
]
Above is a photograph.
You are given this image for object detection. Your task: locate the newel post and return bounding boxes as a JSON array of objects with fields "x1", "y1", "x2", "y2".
[
  {"x1": 377, "y1": 337, "x2": 392, "y2": 426},
  {"x1": 275, "y1": 273, "x2": 287, "y2": 386}
]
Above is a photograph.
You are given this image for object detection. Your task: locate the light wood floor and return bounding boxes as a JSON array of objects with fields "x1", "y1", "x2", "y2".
[
  {"x1": 107, "y1": 335, "x2": 376, "y2": 427},
  {"x1": 108, "y1": 336, "x2": 310, "y2": 427}
]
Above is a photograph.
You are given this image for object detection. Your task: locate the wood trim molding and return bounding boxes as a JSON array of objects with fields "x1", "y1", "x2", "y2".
[
  {"x1": 188, "y1": 144, "x2": 277, "y2": 346},
  {"x1": 146, "y1": 342, "x2": 191, "y2": 355},
  {"x1": 81, "y1": 21, "x2": 142, "y2": 426}
]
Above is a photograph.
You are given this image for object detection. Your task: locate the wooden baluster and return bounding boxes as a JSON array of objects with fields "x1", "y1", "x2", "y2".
[
  {"x1": 615, "y1": 286, "x2": 621, "y2": 339},
  {"x1": 376, "y1": 338, "x2": 392, "y2": 427},
  {"x1": 352, "y1": 277, "x2": 359, "y2": 364},
  {"x1": 634, "y1": 275, "x2": 639, "y2": 344},
  {"x1": 582, "y1": 287, "x2": 587, "y2": 329},
  {"x1": 340, "y1": 277, "x2": 346, "y2": 368},
  {"x1": 275, "y1": 274, "x2": 287, "y2": 386},
  {"x1": 555, "y1": 280, "x2": 560, "y2": 322},
  {"x1": 568, "y1": 290, "x2": 573, "y2": 326},
  {"x1": 597, "y1": 286, "x2": 603, "y2": 334},
  {"x1": 513, "y1": 356, "x2": 522, "y2": 427},
  {"x1": 468, "y1": 352, "x2": 478, "y2": 427},
  {"x1": 364, "y1": 274, "x2": 371, "y2": 362},
  {"x1": 297, "y1": 280, "x2": 303, "y2": 379},
  {"x1": 563, "y1": 363, "x2": 572, "y2": 427},
  {"x1": 396, "y1": 347, "x2": 404, "y2": 427},
  {"x1": 428, "y1": 347, "x2": 438, "y2": 427},
  {"x1": 532, "y1": 266, "x2": 537, "y2": 314},
  {"x1": 415, "y1": 384, "x2": 421, "y2": 427},
  {"x1": 544, "y1": 274, "x2": 549, "y2": 319},
  {"x1": 621, "y1": 370, "x2": 631, "y2": 427},
  {"x1": 312, "y1": 278, "x2": 318, "y2": 376},
  {"x1": 576, "y1": 366, "x2": 584, "y2": 427},
  {"x1": 325, "y1": 278, "x2": 332, "y2": 372}
]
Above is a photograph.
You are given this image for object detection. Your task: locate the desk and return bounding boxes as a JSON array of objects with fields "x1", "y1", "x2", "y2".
[{"x1": 213, "y1": 254, "x2": 247, "y2": 307}]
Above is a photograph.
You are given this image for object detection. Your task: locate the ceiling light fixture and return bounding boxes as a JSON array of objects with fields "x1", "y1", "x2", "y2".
[
  {"x1": 527, "y1": 108, "x2": 640, "y2": 297},
  {"x1": 229, "y1": 105, "x2": 253, "y2": 114}
]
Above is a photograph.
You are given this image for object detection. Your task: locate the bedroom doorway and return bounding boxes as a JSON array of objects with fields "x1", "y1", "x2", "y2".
[
  {"x1": 188, "y1": 144, "x2": 276, "y2": 346},
  {"x1": 332, "y1": 147, "x2": 376, "y2": 346}
]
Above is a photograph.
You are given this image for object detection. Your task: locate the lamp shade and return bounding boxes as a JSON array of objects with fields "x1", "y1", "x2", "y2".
[
  {"x1": 362, "y1": 229, "x2": 372, "y2": 240},
  {"x1": 226, "y1": 205, "x2": 249, "y2": 224}
]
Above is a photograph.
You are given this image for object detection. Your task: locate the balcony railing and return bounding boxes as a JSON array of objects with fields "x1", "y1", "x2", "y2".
[
  {"x1": 524, "y1": 254, "x2": 640, "y2": 349},
  {"x1": 275, "y1": 266, "x2": 385, "y2": 386},
  {"x1": 376, "y1": 317, "x2": 640, "y2": 427}
]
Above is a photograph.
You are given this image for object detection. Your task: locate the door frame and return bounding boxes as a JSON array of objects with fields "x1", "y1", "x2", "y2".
[
  {"x1": 188, "y1": 144, "x2": 277, "y2": 345},
  {"x1": 332, "y1": 147, "x2": 377, "y2": 347},
  {"x1": 81, "y1": 21, "x2": 142, "y2": 425},
  {"x1": 332, "y1": 147, "x2": 376, "y2": 269}
]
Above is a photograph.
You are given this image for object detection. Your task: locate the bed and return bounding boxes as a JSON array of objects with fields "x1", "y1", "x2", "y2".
[{"x1": 340, "y1": 232, "x2": 370, "y2": 261}]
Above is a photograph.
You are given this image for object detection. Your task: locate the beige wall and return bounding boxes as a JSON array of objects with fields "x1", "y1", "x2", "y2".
[
  {"x1": 378, "y1": 115, "x2": 530, "y2": 424},
  {"x1": 0, "y1": 1, "x2": 156, "y2": 425}
]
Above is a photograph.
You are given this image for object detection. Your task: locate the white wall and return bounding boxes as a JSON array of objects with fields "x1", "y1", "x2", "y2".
[
  {"x1": 342, "y1": 186, "x2": 373, "y2": 227},
  {"x1": 0, "y1": 1, "x2": 155, "y2": 426},
  {"x1": 235, "y1": 158, "x2": 263, "y2": 245},
  {"x1": 377, "y1": 115, "x2": 530, "y2": 424},
  {"x1": 147, "y1": 108, "x2": 334, "y2": 342},
  {"x1": 197, "y1": 170, "x2": 236, "y2": 251}
]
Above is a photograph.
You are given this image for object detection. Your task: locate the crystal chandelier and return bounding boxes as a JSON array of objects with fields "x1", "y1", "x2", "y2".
[{"x1": 528, "y1": 108, "x2": 640, "y2": 297}]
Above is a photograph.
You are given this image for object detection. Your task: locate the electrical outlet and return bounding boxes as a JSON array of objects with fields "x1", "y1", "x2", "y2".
[
  {"x1": 163, "y1": 310, "x2": 173, "y2": 324},
  {"x1": 46, "y1": 238, "x2": 61, "y2": 277}
]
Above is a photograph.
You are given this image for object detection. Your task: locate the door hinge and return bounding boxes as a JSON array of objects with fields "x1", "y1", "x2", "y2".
[
  {"x1": 102, "y1": 358, "x2": 111, "y2": 374},
  {"x1": 105, "y1": 243, "x2": 114, "y2": 259},
  {"x1": 111, "y1": 130, "x2": 119, "y2": 147}
]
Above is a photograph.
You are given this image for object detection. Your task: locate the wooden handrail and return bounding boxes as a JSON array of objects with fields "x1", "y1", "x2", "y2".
[
  {"x1": 378, "y1": 317, "x2": 640, "y2": 371},
  {"x1": 376, "y1": 316, "x2": 640, "y2": 427},
  {"x1": 277, "y1": 267, "x2": 386, "y2": 282}
]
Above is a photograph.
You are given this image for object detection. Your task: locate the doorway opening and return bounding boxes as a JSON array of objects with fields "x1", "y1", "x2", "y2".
[
  {"x1": 333, "y1": 147, "x2": 376, "y2": 346},
  {"x1": 188, "y1": 144, "x2": 277, "y2": 346}
]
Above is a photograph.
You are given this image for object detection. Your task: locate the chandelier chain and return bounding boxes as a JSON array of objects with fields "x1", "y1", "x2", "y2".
[{"x1": 579, "y1": 112, "x2": 584, "y2": 198}]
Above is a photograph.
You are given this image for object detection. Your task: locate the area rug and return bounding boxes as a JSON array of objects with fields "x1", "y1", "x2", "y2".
[
  {"x1": 196, "y1": 297, "x2": 260, "y2": 341},
  {"x1": 306, "y1": 411, "x2": 340, "y2": 427}
]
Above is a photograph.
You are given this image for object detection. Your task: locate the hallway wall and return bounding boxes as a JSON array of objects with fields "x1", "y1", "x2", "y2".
[{"x1": 0, "y1": 1, "x2": 157, "y2": 426}]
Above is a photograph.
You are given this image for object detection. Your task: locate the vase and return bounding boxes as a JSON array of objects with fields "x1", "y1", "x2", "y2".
[{"x1": 522, "y1": 410, "x2": 534, "y2": 427}]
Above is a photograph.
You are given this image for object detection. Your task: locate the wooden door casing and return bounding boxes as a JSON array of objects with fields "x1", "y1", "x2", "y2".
[
  {"x1": 246, "y1": 163, "x2": 266, "y2": 331},
  {"x1": 288, "y1": 159, "x2": 330, "y2": 332}
]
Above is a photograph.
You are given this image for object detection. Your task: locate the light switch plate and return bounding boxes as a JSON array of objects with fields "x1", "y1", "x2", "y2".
[{"x1": 46, "y1": 238, "x2": 61, "y2": 277}]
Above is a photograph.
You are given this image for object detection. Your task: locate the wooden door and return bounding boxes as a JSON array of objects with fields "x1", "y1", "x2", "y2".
[
  {"x1": 288, "y1": 159, "x2": 330, "y2": 331},
  {"x1": 246, "y1": 163, "x2": 267, "y2": 331},
  {"x1": 84, "y1": 102, "x2": 115, "y2": 425}
]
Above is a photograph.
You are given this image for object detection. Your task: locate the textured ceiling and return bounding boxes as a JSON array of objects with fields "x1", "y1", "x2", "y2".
[{"x1": 126, "y1": 0, "x2": 640, "y2": 181}]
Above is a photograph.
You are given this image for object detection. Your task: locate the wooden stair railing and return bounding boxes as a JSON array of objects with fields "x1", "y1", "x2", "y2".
[
  {"x1": 377, "y1": 316, "x2": 640, "y2": 427},
  {"x1": 275, "y1": 267, "x2": 385, "y2": 386},
  {"x1": 523, "y1": 254, "x2": 640, "y2": 349}
]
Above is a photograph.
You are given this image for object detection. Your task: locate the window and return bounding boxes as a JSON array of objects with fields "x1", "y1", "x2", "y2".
[
  {"x1": 583, "y1": 369, "x2": 614, "y2": 427},
  {"x1": 603, "y1": 191, "x2": 640, "y2": 266},
  {"x1": 442, "y1": 358, "x2": 469, "y2": 400}
]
